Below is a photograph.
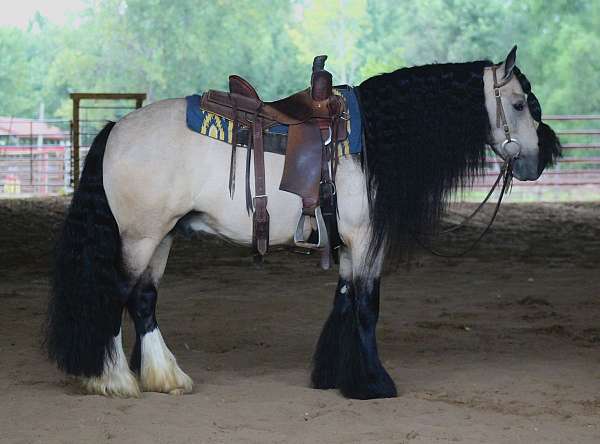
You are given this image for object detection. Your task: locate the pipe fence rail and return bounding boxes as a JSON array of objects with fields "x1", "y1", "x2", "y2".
[
  {"x1": 464, "y1": 115, "x2": 600, "y2": 201},
  {"x1": 0, "y1": 119, "x2": 71, "y2": 196},
  {"x1": 0, "y1": 94, "x2": 145, "y2": 197},
  {"x1": 1, "y1": 114, "x2": 599, "y2": 201}
]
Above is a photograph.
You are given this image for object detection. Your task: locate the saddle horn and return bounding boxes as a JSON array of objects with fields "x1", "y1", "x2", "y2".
[
  {"x1": 311, "y1": 55, "x2": 332, "y2": 101},
  {"x1": 312, "y1": 55, "x2": 328, "y2": 72}
]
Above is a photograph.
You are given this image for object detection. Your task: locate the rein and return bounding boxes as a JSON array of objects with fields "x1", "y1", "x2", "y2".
[
  {"x1": 413, "y1": 158, "x2": 513, "y2": 258},
  {"x1": 438, "y1": 160, "x2": 506, "y2": 235},
  {"x1": 412, "y1": 64, "x2": 520, "y2": 258}
]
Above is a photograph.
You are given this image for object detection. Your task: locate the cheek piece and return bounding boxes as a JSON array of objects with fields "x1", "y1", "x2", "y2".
[{"x1": 492, "y1": 65, "x2": 522, "y2": 160}]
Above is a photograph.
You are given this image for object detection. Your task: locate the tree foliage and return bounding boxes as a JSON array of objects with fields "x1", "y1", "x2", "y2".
[
  {"x1": 0, "y1": 0, "x2": 597, "y2": 118},
  {"x1": 0, "y1": 28, "x2": 34, "y2": 116}
]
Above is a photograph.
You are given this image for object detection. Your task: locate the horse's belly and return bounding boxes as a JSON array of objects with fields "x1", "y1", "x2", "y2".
[{"x1": 189, "y1": 147, "x2": 303, "y2": 246}]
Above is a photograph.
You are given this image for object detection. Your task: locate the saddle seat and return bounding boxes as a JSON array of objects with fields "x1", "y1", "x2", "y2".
[
  {"x1": 229, "y1": 75, "x2": 337, "y2": 125},
  {"x1": 200, "y1": 55, "x2": 345, "y2": 269}
]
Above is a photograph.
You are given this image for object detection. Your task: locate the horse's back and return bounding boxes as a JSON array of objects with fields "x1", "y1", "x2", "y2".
[{"x1": 106, "y1": 98, "x2": 188, "y2": 162}]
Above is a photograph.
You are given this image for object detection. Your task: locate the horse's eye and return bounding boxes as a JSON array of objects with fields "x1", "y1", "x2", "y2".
[{"x1": 513, "y1": 102, "x2": 525, "y2": 111}]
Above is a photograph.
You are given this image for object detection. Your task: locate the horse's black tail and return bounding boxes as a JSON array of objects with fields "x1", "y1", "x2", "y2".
[{"x1": 46, "y1": 121, "x2": 125, "y2": 377}]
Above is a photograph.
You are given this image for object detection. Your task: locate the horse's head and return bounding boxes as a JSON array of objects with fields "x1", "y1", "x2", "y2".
[{"x1": 484, "y1": 46, "x2": 561, "y2": 181}]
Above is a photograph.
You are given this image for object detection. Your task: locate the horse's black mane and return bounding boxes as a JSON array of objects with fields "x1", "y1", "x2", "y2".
[
  {"x1": 357, "y1": 60, "x2": 561, "y2": 264},
  {"x1": 357, "y1": 60, "x2": 493, "y2": 263}
]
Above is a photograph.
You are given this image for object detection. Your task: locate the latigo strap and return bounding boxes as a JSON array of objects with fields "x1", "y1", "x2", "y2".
[{"x1": 251, "y1": 114, "x2": 269, "y2": 256}]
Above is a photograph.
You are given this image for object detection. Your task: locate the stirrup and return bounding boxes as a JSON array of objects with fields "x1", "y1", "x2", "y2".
[{"x1": 293, "y1": 206, "x2": 329, "y2": 250}]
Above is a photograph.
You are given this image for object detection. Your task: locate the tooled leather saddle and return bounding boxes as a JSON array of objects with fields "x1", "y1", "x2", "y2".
[{"x1": 200, "y1": 55, "x2": 347, "y2": 269}]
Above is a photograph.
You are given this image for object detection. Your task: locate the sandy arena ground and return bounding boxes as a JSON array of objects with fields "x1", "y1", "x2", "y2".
[{"x1": 0, "y1": 197, "x2": 599, "y2": 444}]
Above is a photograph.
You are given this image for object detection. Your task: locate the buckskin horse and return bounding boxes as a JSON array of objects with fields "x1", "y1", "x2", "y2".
[{"x1": 46, "y1": 46, "x2": 561, "y2": 399}]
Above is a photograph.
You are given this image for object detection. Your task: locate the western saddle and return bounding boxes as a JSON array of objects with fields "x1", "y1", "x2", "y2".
[{"x1": 201, "y1": 55, "x2": 347, "y2": 269}]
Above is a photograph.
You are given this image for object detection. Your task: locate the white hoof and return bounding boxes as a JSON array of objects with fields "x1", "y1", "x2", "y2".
[
  {"x1": 140, "y1": 329, "x2": 193, "y2": 394},
  {"x1": 81, "y1": 331, "x2": 141, "y2": 398}
]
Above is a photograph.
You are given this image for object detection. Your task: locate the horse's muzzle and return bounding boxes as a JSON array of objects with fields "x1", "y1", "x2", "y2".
[{"x1": 512, "y1": 154, "x2": 542, "y2": 181}]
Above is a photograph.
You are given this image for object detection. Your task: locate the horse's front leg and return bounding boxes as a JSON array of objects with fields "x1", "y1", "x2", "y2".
[
  {"x1": 311, "y1": 249, "x2": 353, "y2": 390},
  {"x1": 312, "y1": 246, "x2": 397, "y2": 399},
  {"x1": 340, "y1": 273, "x2": 396, "y2": 399}
]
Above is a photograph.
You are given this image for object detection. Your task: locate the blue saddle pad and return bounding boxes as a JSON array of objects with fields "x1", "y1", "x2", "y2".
[{"x1": 185, "y1": 85, "x2": 362, "y2": 157}]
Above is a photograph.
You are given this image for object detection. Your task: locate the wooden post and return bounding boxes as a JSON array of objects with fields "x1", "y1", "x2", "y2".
[
  {"x1": 72, "y1": 97, "x2": 80, "y2": 189},
  {"x1": 70, "y1": 93, "x2": 146, "y2": 190}
]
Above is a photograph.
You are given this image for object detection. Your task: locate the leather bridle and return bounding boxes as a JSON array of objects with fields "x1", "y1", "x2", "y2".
[{"x1": 491, "y1": 65, "x2": 522, "y2": 161}]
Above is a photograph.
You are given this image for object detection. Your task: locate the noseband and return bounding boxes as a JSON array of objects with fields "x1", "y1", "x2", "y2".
[{"x1": 491, "y1": 65, "x2": 522, "y2": 159}]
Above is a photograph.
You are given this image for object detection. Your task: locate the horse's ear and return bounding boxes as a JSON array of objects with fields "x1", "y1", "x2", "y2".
[{"x1": 502, "y1": 45, "x2": 517, "y2": 80}]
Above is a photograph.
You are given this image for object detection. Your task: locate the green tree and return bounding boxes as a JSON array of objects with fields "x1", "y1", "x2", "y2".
[
  {"x1": 0, "y1": 28, "x2": 35, "y2": 116},
  {"x1": 41, "y1": 0, "x2": 305, "y2": 117},
  {"x1": 524, "y1": 0, "x2": 600, "y2": 114},
  {"x1": 288, "y1": 0, "x2": 372, "y2": 84},
  {"x1": 0, "y1": 0, "x2": 598, "y2": 118}
]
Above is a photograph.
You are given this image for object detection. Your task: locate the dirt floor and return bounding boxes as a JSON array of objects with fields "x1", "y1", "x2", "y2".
[{"x1": 0, "y1": 197, "x2": 599, "y2": 444}]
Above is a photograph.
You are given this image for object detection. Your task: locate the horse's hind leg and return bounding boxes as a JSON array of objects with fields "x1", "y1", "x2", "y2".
[
  {"x1": 82, "y1": 327, "x2": 140, "y2": 397},
  {"x1": 125, "y1": 234, "x2": 193, "y2": 395},
  {"x1": 82, "y1": 237, "x2": 162, "y2": 397}
]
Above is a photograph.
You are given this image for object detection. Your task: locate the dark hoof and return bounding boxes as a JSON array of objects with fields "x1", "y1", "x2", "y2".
[{"x1": 339, "y1": 370, "x2": 398, "y2": 400}]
